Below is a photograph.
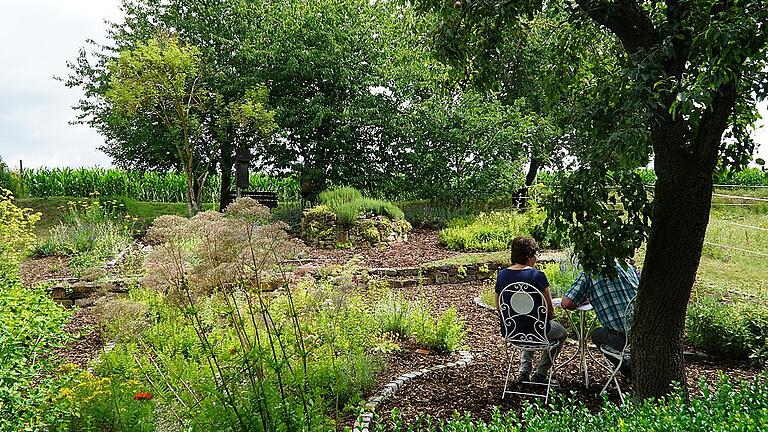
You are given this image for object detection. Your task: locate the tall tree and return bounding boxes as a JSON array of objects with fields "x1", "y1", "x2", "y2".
[{"x1": 415, "y1": 0, "x2": 768, "y2": 398}]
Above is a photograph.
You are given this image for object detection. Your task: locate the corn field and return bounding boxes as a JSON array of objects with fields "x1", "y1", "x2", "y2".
[{"x1": 19, "y1": 167, "x2": 301, "y2": 202}]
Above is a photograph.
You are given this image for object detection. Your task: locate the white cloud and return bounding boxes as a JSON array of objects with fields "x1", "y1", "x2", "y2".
[{"x1": 0, "y1": 0, "x2": 122, "y2": 168}]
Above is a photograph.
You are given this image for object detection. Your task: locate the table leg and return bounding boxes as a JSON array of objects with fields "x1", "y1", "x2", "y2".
[{"x1": 581, "y1": 311, "x2": 589, "y2": 387}]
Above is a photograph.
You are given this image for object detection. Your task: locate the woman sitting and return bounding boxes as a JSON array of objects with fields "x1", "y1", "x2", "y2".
[{"x1": 495, "y1": 236, "x2": 566, "y2": 383}]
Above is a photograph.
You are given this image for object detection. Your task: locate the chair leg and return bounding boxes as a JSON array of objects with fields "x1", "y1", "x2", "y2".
[
  {"x1": 502, "y1": 353, "x2": 514, "y2": 400},
  {"x1": 600, "y1": 356, "x2": 624, "y2": 401}
]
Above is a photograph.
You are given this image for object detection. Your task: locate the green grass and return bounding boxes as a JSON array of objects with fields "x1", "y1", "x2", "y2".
[
  {"x1": 438, "y1": 210, "x2": 543, "y2": 252},
  {"x1": 16, "y1": 197, "x2": 214, "y2": 238},
  {"x1": 317, "y1": 186, "x2": 404, "y2": 225}
]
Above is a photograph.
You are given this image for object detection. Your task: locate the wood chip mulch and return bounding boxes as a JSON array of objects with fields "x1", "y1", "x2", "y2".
[
  {"x1": 19, "y1": 255, "x2": 71, "y2": 286},
  {"x1": 371, "y1": 280, "x2": 761, "y2": 428},
  {"x1": 56, "y1": 306, "x2": 104, "y2": 369},
  {"x1": 303, "y1": 229, "x2": 459, "y2": 269}
]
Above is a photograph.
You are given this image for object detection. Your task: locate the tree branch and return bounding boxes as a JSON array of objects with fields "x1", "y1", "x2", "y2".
[{"x1": 575, "y1": 0, "x2": 659, "y2": 54}]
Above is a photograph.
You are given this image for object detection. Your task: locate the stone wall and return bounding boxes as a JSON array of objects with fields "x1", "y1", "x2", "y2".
[
  {"x1": 301, "y1": 205, "x2": 411, "y2": 248},
  {"x1": 49, "y1": 279, "x2": 131, "y2": 307}
]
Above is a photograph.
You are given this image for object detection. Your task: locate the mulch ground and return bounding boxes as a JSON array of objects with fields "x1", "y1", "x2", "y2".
[
  {"x1": 19, "y1": 255, "x2": 71, "y2": 286},
  {"x1": 369, "y1": 280, "x2": 761, "y2": 428},
  {"x1": 303, "y1": 229, "x2": 459, "y2": 268},
  {"x1": 57, "y1": 307, "x2": 104, "y2": 369}
]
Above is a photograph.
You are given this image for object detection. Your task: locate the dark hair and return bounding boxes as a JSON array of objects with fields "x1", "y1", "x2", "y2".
[{"x1": 510, "y1": 236, "x2": 538, "y2": 265}]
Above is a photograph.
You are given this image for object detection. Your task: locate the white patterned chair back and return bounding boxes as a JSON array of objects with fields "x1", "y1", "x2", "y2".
[{"x1": 498, "y1": 282, "x2": 549, "y2": 349}]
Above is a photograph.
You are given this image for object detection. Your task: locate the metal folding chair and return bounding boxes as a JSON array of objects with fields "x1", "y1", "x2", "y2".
[
  {"x1": 599, "y1": 293, "x2": 637, "y2": 404},
  {"x1": 499, "y1": 282, "x2": 560, "y2": 403}
]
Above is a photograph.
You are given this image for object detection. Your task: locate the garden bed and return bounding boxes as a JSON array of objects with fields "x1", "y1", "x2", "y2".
[{"x1": 372, "y1": 280, "x2": 761, "y2": 427}]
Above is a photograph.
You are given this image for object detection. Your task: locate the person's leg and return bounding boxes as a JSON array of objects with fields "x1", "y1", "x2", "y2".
[
  {"x1": 534, "y1": 320, "x2": 567, "y2": 378},
  {"x1": 519, "y1": 350, "x2": 534, "y2": 375},
  {"x1": 592, "y1": 327, "x2": 631, "y2": 378}
]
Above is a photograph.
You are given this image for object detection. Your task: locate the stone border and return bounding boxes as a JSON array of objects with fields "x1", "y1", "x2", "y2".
[
  {"x1": 352, "y1": 350, "x2": 474, "y2": 432},
  {"x1": 371, "y1": 252, "x2": 564, "y2": 288}
]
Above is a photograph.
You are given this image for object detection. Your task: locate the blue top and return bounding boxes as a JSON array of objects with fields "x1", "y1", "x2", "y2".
[
  {"x1": 564, "y1": 260, "x2": 639, "y2": 332},
  {"x1": 494, "y1": 268, "x2": 549, "y2": 294},
  {"x1": 494, "y1": 267, "x2": 551, "y2": 337}
]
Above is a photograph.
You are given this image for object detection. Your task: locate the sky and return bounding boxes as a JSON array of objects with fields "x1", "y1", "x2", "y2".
[{"x1": 0, "y1": 1, "x2": 766, "y2": 169}]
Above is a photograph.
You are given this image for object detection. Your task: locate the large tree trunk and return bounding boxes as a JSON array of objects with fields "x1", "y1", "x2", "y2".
[
  {"x1": 632, "y1": 81, "x2": 735, "y2": 399},
  {"x1": 632, "y1": 162, "x2": 713, "y2": 398}
]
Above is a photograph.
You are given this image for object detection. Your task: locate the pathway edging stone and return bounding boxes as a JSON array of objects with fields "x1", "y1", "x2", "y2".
[{"x1": 352, "y1": 350, "x2": 474, "y2": 432}]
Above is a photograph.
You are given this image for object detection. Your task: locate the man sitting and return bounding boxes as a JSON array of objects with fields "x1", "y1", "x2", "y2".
[{"x1": 561, "y1": 260, "x2": 638, "y2": 378}]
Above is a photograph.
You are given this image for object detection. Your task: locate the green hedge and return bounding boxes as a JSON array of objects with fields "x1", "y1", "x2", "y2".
[{"x1": 378, "y1": 375, "x2": 768, "y2": 431}]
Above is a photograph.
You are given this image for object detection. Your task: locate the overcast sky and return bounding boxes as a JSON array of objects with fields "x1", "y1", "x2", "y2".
[{"x1": 0, "y1": 1, "x2": 766, "y2": 170}]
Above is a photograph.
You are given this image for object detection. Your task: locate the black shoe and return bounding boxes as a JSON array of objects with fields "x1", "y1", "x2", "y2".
[
  {"x1": 532, "y1": 373, "x2": 559, "y2": 386},
  {"x1": 516, "y1": 371, "x2": 530, "y2": 383}
]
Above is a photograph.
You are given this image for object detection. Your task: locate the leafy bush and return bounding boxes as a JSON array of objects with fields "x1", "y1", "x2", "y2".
[
  {"x1": 398, "y1": 201, "x2": 478, "y2": 230},
  {"x1": 0, "y1": 285, "x2": 71, "y2": 431},
  {"x1": 376, "y1": 292, "x2": 416, "y2": 339},
  {"x1": 686, "y1": 299, "x2": 768, "y2": 364},
  {"x1": 0, "y1": 158, "x2": 21, "y2": 196},
  {"x1": 439, "y1": 210, "x2": 541, "y2": 251},
  {"x1": 0, "y1": 189, "x2": 40, "y2": 284},
  {"x1": 373, "y1": 292, "x2": 467, "y2": 353},
  {"x1": 318, "y1": 186, "x2": 404, "y2": 225},
  {"x1": 378, "y1": 375, "x2": 768, "y2": 431},
  {"x1": 541, "y1": 261, "x2": 580, "y2": 298}
]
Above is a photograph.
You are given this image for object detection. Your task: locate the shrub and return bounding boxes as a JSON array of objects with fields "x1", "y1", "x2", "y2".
[
  {"x1": 0, "y1": 189, "x2": 40, "y2": 284},
  {"x1": 411, "y1": 305, "x2": 467, "y2": 353},
  {"x1": 541, "y1": 261, "x2": 580, "y2": 298},
  {"x1": 399, "y1": 201, "x2": 477, "y2": 230},
  {"x1": 375, "y1": 292, "x2": 416, "y2": 339},
  {"x1": 439, "y1": 211, "x2": 535, "y2": 251},
  {"x1": 377, "y1": 375, "x2": 768, "y2": 431},
  {"x1": 0, "y1": 158, "x2": 21, "y2": 196},
  {"x1": 0, "y1": 285, "x2": 71, "y2": 431},
  {"x1": 686, "y1": 299, "x2": 768, "y2": 364}
]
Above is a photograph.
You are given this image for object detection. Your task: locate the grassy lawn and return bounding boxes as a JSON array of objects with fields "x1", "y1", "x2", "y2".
[
  {"x1": 16, "y1": 196, "x2": 214, "y2": 237},
  {"x1": 695, "y1": 207, "x2": 768, "y2": 299}
]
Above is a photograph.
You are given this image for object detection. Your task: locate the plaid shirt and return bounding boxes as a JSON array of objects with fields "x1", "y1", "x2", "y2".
[{"x1": 564, "y1": 261, "x2": 639, "y2": 332}]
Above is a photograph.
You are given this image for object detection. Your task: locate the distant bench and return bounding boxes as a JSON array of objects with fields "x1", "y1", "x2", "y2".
[{"x1": 235, "y1": 191, "x2": 279, "y2": 208}]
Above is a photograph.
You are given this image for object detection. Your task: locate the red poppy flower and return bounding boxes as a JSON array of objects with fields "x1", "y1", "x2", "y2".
[{"x1": 133, "y1": 392, "x2": 153, "y2": 401}]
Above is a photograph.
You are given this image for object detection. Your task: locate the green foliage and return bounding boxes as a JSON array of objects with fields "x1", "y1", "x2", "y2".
[
  {"x1": 375, "y1": 292, "x2": 416, "y2": 339},
  {"x1": 0, "y1": 157, "x2": 21, "y2": 196},
  {"x1": 32, "y1": 198, "x2": 134, "y2": 274},
  {"x1": 21, "y1": 167, "x2": 300, "y2": 202},
  {"x1": 397, "y1": 91, "x2": 527, "y2": 206},
  {"x1": 378, "y1": 375, "x2": 768, "y2": 431},
  {"x1": 417, "y1": 308, "x2": 466, "y2": 353},
  {"x1": 318, "y1": 187, "x2": 404, "y2": 225},
  {"x1": 399, "y1": 201, "x2": 478, "y2": 230},
  {"x1": 374, "y1": 293, "x2": 466, "y2": 353},
  {"x1": 541, "y1": 262, "x2": 580, "y2": 298},
  {"x1": 0, "y1": 285, "x2": 71, "y2": 431},
  {"x1": 438, "y1": 211, "x2": 538, "y2": 252},
  {"x1": 686, "y1": 299, "x2": 768, "y2": 365},
  {"x1": 0, "y1": 189, "x2": 40, "y2": 284}
]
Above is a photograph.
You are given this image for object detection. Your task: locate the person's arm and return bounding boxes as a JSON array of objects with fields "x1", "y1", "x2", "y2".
[
  {"x1": 562, "y1": 272, "x2": 590, "y2": 310},
  {"x1": 561, "y1": 296, "x2": 578, "y2": 310},
  {"x1": 543, "y1": 286, "x2": 555, "y2": 318}
]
